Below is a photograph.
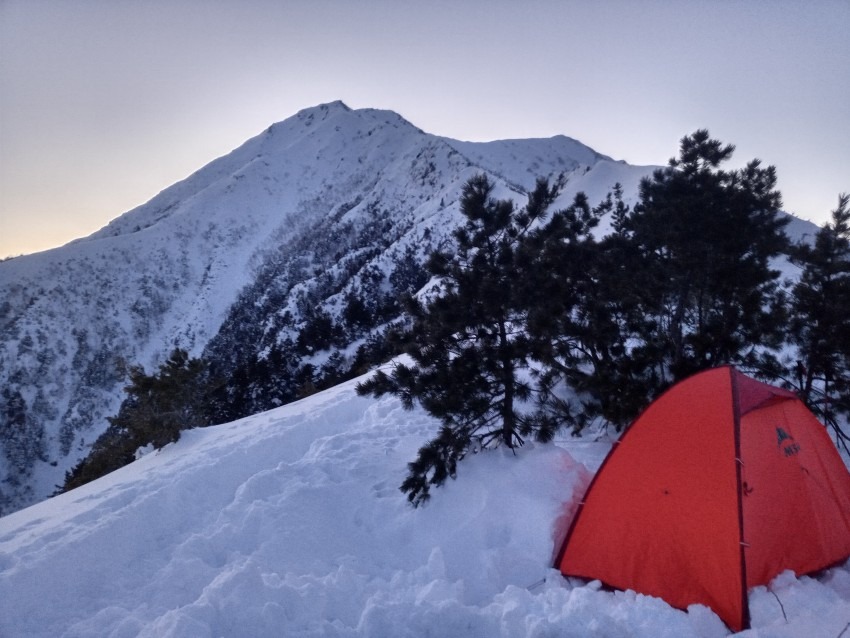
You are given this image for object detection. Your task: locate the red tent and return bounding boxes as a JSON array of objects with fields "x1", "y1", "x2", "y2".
[{"x1": 555, "y1": 366, "x2": 850, "y2": 632}]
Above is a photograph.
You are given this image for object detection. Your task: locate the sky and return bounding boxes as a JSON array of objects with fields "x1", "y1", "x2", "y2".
[{"x1": 1, "y1": 0, "x2": 848, "y2": 259}]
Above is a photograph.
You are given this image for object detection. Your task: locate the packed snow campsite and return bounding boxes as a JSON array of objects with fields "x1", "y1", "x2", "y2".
[
  {"x1": 2, "y1": 102, "x2": 850, "y2": 636},
  {"x1": 1, "y1": 369, "x2": 850, "y2": 637}
]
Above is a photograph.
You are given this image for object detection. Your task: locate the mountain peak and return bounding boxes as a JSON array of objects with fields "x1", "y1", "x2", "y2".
[
  {"x1": 265, "y1": 101, "x2": 354, "y2": 133},
  {"x1": 295, "y1": 100, "x2": 352, "y2": 118}
]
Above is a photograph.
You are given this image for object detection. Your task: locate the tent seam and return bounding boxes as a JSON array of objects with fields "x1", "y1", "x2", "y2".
[{"x1": 730, "y1": 366, "x2": 751, "y2": 631}]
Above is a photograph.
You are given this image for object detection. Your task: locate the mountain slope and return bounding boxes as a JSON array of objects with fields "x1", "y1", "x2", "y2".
[
  {"x1": 0, "y1": 101, "x2": 659, "y2": 515},
  {"x1": 1, "y1": 371, "x2": 847, "y2": 637}
]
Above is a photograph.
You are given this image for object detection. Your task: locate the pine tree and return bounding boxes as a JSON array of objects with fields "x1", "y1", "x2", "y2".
[
  {"x1": 357, "y1": 174, "x2": 562, "y2": 505},
  {"x1": 788, "y1": 193, "x2": 850, "y2": 449},
  {"x1": 524, "y1": 187, "x2": 661, "y2": 430},
  {"x1": 61, "y1": 348, "x2": 214, "y2": 491},
  {"x1": 296, "y1": 308, "x2": 341, "y2": 355},
  {"x1": 526, "y1": 132, "x2": 789, "y2": 431},
  {"x1": 626, "y1": 130, "x2": 789, "y2": 379},
  {"x1": 111, "y1": 348, "x2": 211, "y2": 449},
  {"x1": 1, "y1": 389, "x2": 45, "y2": 479}
]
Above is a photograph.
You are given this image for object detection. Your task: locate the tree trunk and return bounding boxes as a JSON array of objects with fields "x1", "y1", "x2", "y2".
[{"x1": 498, "y1": 318, "x2": 516, "y2": 448}]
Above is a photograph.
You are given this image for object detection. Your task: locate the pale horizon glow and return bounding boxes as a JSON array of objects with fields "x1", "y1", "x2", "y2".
[{"x1": 1, "y1": 0, "x2": 848, "y2": 258}]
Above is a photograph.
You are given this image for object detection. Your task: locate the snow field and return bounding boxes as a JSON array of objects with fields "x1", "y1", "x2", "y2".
[{"x1": 1, "y1": 372, "x2": 849, "y2": 637}]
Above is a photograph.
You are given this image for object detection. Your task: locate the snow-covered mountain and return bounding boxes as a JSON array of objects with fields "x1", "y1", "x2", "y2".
[
  {"x1": 1, "y1": 369, "x2": 847, "y2": 637},
  {"x1": 0, "y1": 101, "x2": 659, "y2": 515}
]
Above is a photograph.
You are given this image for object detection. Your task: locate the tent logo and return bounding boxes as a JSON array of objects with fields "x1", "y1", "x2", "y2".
[{"x1": 776, "y1": 427, "x2": 801, "y2": 457}]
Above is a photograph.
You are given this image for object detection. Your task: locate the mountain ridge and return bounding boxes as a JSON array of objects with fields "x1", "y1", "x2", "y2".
[{"x1": 0, "y1": 102, "x2": 813, "y2": 515}]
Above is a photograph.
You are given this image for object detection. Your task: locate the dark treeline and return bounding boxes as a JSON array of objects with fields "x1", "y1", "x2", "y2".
[
  {"x1": 60, "y1": 131, "x2": 850, "y2": 500},
  {"x1": 358, "y1": 130, "x2": 850, "y2": 505}
]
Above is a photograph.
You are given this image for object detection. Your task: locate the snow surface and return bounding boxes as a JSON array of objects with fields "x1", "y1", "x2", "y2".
[{"x1": 1, "y1": 370, "x2": 848, "y2": 637}]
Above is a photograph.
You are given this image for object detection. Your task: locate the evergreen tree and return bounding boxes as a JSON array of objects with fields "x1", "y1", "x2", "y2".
[
  {"x1": 1, "y1": 389, "x2": 45, "y2": 480},
  {"x1": 210, "y1": 340, "x2": 303, "y2": 422},
  {"x1": 296, "y1": 308, "x2": 343, "y2": 355},
  {"x1": 625, "y1": 130, "x2": 789, "y2": 379},
  {"x1": 62, "y1": 348, "x2": 214, "y2": 491},
  {"x1": 526, "y1": 132, "x2": 789, "y2": 431},
  {"x1": 342, "y1": 291, "x2": 372, "y2": 334},
  {"x1": 357, "y1": 175, "x2": 562, "y2": 505},
  {"x1": 788, "y1": 193, "x2": 850, "y2": 449},
  {"x1": 525, "y1": 187, "x2": 661, "y2": 430},
  {"x1": 112, "y1": 348, "x2": 211, "y2": 449}
]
